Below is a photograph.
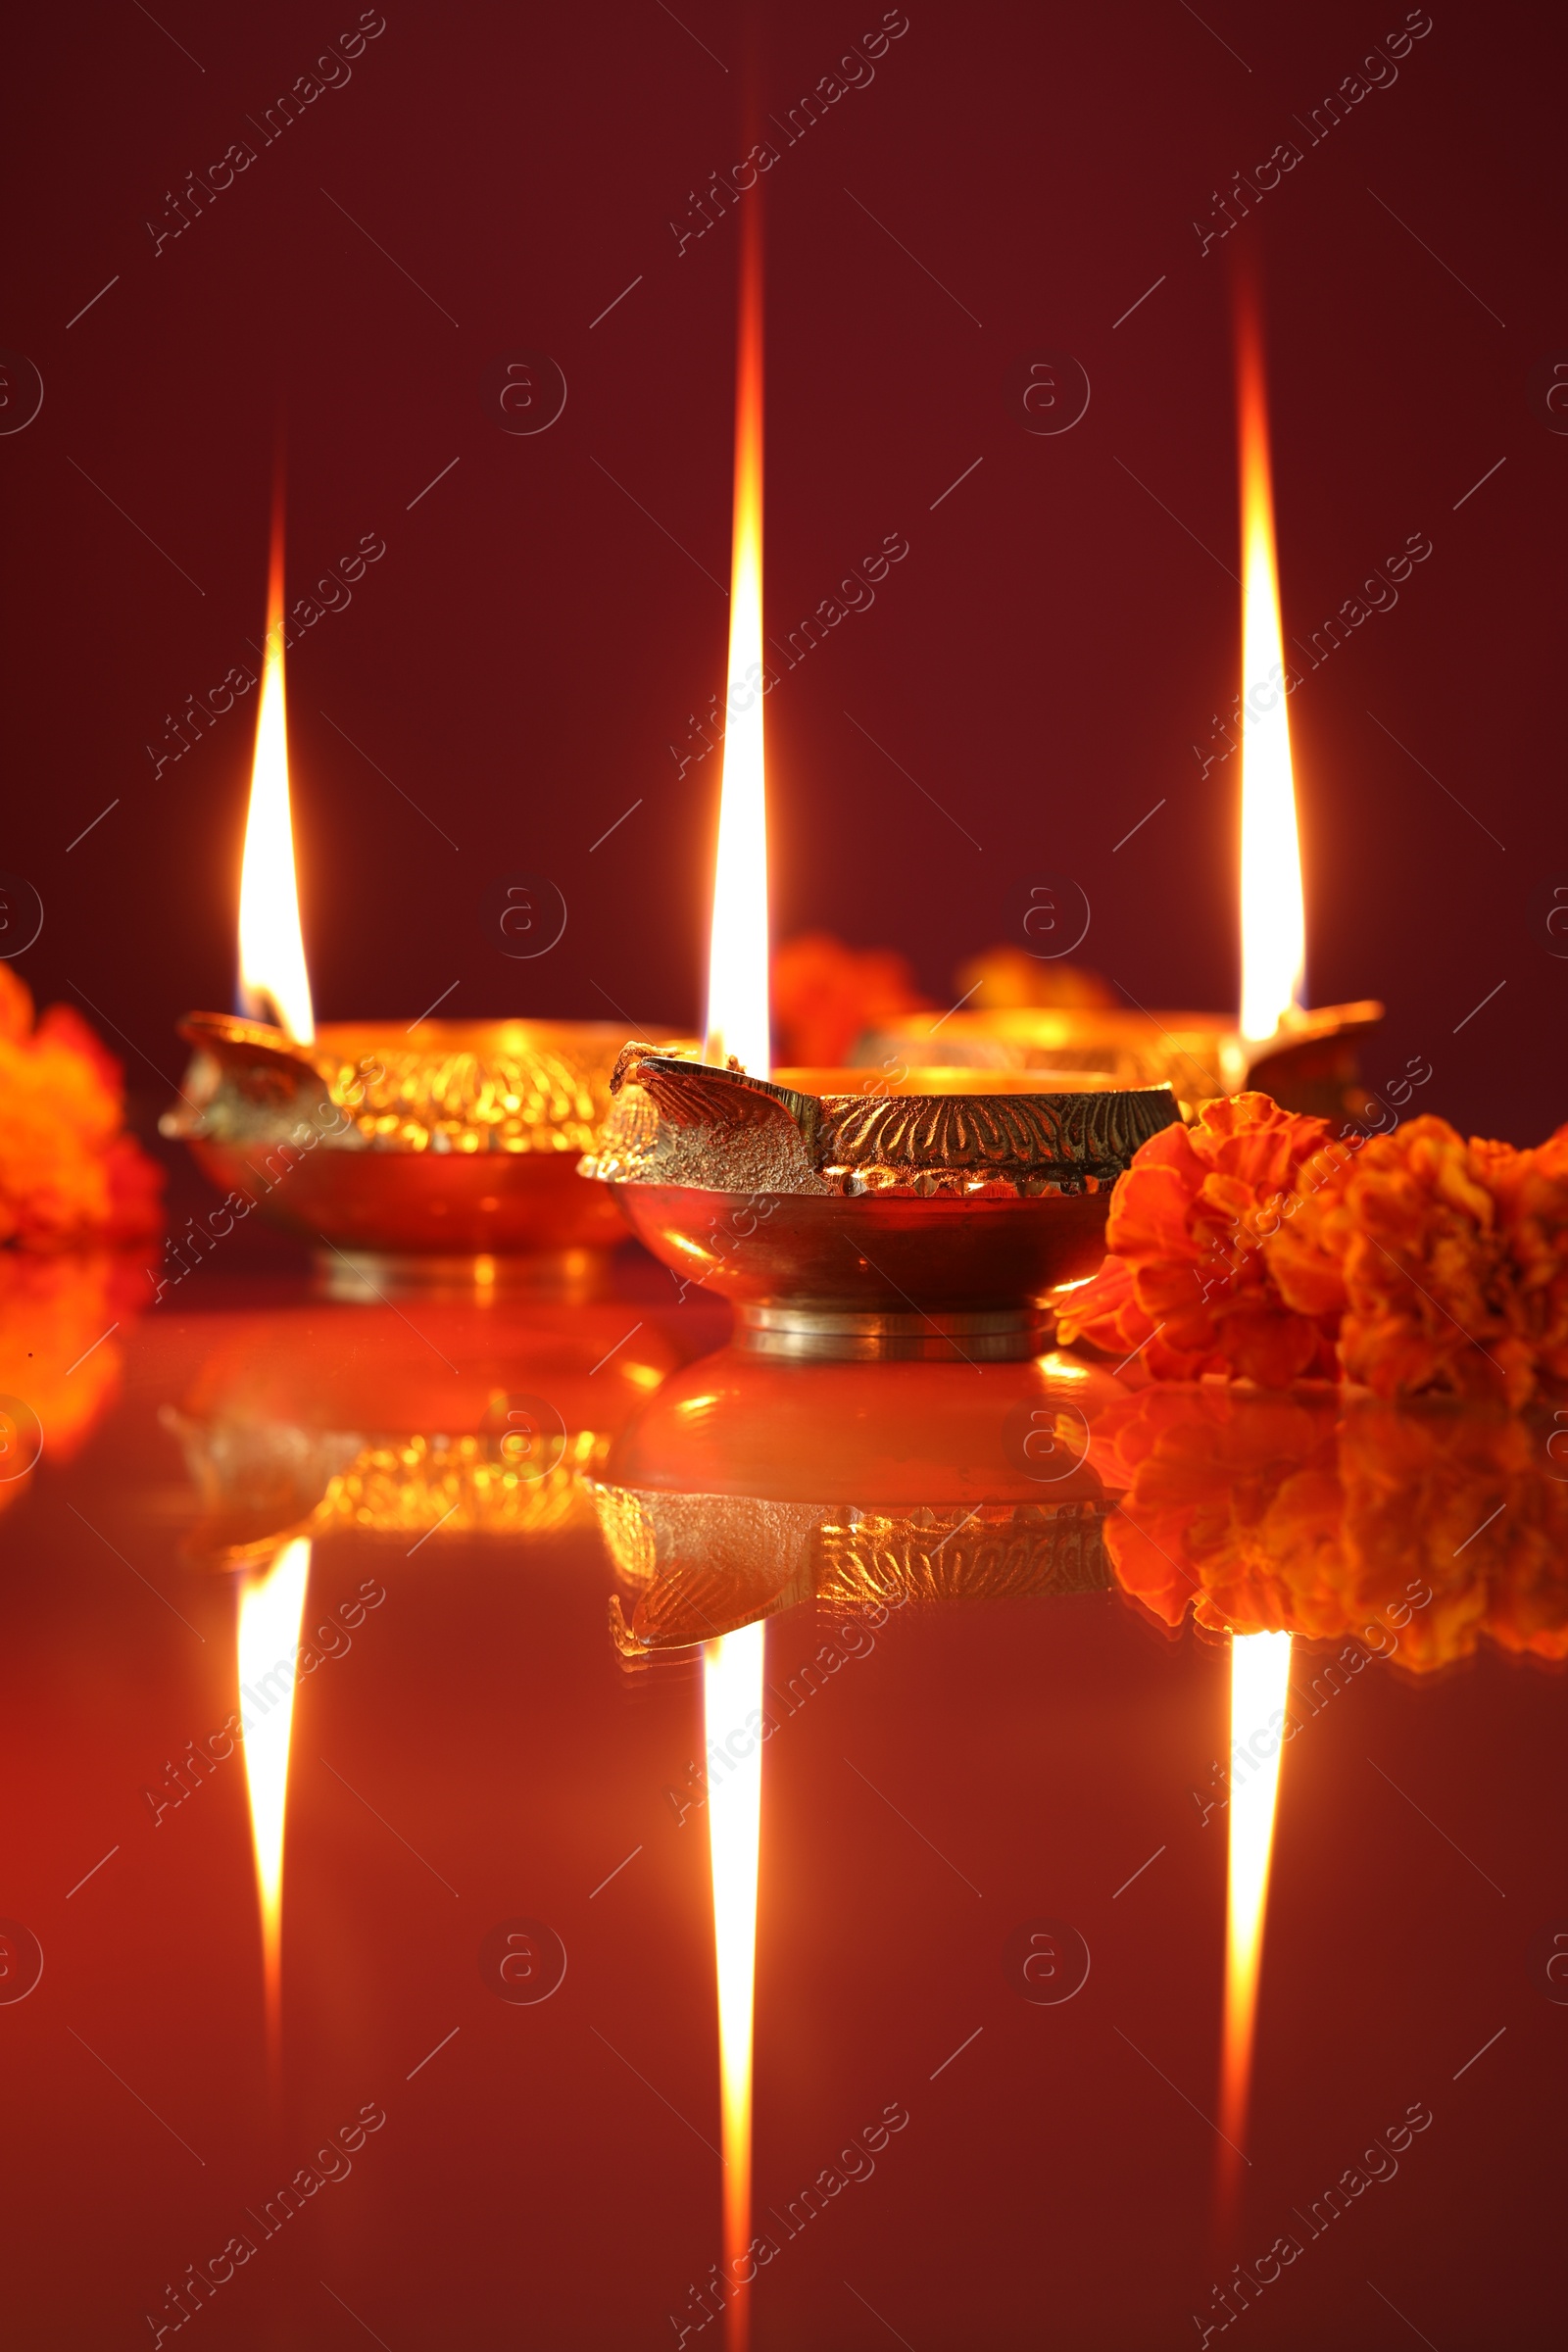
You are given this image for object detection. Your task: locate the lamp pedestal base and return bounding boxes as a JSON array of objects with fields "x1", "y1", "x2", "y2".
[
  {"x1": 736, "y1": 1303, "x2": 1046, "y2": 1363},
  {"x1": 315, "y1": 1247, "x2": 611, "y2": 1303}
]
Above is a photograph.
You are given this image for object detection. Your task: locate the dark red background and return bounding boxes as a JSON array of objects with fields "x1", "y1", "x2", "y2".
[{"x1": 3, "y1": 0, "x2": 1563, "y2": 1149}]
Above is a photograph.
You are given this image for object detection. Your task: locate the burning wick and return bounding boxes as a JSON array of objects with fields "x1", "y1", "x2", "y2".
[
  {"x1": 704, "y1": 1621, "x2": 765, "y2": 2352},
  {"x1": 237, "y1": 1538, "x2": 311, "y2": 2079},
  {"x1": 703, "y1": 202, "x2": 769, "y2": 1081},
  {"x1": 1235, "y1": 294, "x2": 1305, "y2": 1049},
  {"x1": 237, "y1": 508, "x2": 315, "y2": 1043},
  {"x1": 1218, "y1": 1628, "x2": 1292, "y2": 2215}
]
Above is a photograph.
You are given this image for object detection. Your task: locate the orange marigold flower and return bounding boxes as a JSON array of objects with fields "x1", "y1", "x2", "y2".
[
  {"x1": 1055, "y1": 1092, "x2": 1340, "y2": 1385},
  {"x1": 0, "y1": 965, "x2": 165, "y2": 1249},
  {"x1": 1265, "y1": 1114, "x2": 1568, "y2": 1407},
  {"x1": 1485, "y1": 1125, "x2": 1568, "y2": 1395},
  {"x1": 769, "y1": 933, "x2": 932, "y2": 1069}
]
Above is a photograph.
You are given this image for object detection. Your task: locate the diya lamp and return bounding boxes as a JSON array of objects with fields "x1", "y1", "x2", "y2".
[
  {"x1": 162, "y1": 508, "x2": 690, "y2": 1291},
  {"x1": 862, "y1": 289, "x2": 1383, "y2": 1120},
  {"x1": 580, "y1": 212, "x2": 1180, "y2": 1362}
]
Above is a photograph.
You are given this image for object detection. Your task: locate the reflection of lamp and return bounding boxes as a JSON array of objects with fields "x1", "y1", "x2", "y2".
[
  {"x1": 163, "y1": 506, "x2": 692, "y2": 1288},
  {"x1": 705, "y1": 1619, "x2": 763, "y2": 2350},
  {"x1": 1086, "y1": 1379, "x2": 1568, "y2": 2247},
  {"x1": 236, "y1": 1536, "x2": 311, "y2": 2080},
  {"x1": 1219, "y1": 1628, "x2": 1291, "y2": 2220},
  {"x1": 596, "y1": 1348, "x2": 1119, "y2": 1658},
  {"x1": 167, "y1": 1301, "x2": 680, "y2": 1565}
]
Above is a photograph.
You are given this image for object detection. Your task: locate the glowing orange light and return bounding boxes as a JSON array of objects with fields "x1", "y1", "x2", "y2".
[
  {"x1": 237, "y1": 508, "x2": 315, "y2": 1042},
  {"x1": 1236, "y1": 297, "x2": 1304, "y2": 1046},
  {"x1": 704, "y1": 206, "x2": 769, "y2": 1079},
  {"x1": 237, "y1": 1537, "x2": 311, "y2": 2073},
  {"x1": 704, "y1": 1621, "x2": 765, "y2": 2352},
  {"x1": 1218, "y1": 1629, "x2": 1292, "y2": 2206}
]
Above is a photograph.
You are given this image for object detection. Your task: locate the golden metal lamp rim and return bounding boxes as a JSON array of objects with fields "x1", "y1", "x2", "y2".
[
  {"x1": 858, "y1": 998, "x2": 1386, "y2": 1104},
  {"x1": 578, "y1": 1043, "x2": 1181, "y2": 1200},
  {"x1": 163, "y1": 1011, "x2": 688, "y2": 1152},
  {"x1": 159, "y1": 1013, "x2": 693, "y2": 1269}
]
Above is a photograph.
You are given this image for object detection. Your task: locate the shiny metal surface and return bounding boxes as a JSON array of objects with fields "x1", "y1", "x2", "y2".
[
  {"x1": 610, "y1": 1181, "x2": 1113, "y2": 1351},
  {"x1": 593, "y1": 1060, "x2": 1174, "y2": 1358},
  {"x1": 165, "y1": 1015, "x2": 693, "y2": 1260},
  {"x1": 188, "y1": 1133, "x2": 626, "y2": 1256}
]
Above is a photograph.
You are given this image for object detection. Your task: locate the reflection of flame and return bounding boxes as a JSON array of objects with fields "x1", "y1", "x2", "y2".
[
  {"x1": 1236, "y1": 296, "x2": 1304, "y2": 1046},
  {"x1": 704, "y1": 206, "x2": 769, "y2": 1080},
  {"x1": 1219, "y1": 1629, "x2": 1292, "y2": 2199},
  {"x1": 238, "y1": 512, "x2": 315, "y2": 1042},
  {"x1": 237, "y1": 1537, "x2": 311, "y2": 2069},
  {"x1": 704, "y1": 1621, "x2": 764, "y2": 2350}
]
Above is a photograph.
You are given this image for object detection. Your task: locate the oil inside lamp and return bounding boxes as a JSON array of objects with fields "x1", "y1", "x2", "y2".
[
  {"x1": 237, "y1": 515, "x2": 314, "y2": 1043},
  {"x1": 1218, "y1": 1627, "x2": 1292, "y2": 2210},
  {"x1": 704, "y1": 1620, "x2": 765, "y2": 2350},
  {"x1": 236, "y1": 1535, "x2": 311, "y2": 2077}
]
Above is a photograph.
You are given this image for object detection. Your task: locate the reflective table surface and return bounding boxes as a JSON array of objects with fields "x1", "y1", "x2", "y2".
[{"x1": 0, "y1": 1243, "x2": 1561, "y2": 2349}]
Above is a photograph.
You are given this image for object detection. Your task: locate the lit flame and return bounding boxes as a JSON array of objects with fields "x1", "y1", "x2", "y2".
[
  {"x1": 703, "y1": 207, "x2": 769, "y2": 1079},
  {"x1": 238, "y1": 514, "x2": 315, "y2": 1042},
  {"x1": 1218, "y1": 1629, "x2": 1292, "y2": 2199},
  {"x1": 705, "y1": 1621, "x2": 765, "y2": 2350},
  {"x1": 237, "y1": 1537, "x2": 311, "y2": 2070},
  {"x1": 1236, "y1": 298, "x2": 1304, "y2": 1046}
]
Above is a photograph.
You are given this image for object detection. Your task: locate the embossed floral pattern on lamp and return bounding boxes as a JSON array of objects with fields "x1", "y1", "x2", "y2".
[{"x1": 163, "y1": 514, "x2": 688, "y2": 1290}]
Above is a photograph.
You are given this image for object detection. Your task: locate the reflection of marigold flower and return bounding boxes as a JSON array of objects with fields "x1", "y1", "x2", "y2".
[
  {"x1": 770, "y1": 933, "x2": 932, "y2": 1068},
  {"x1": 0, "y1": 966, "x2": 164, "y2": 1248},
  {"x1": 1267, "y1": 1115, "x2": 1568, "y2": 1407},
  {"x1": 1092, "y1": 1386, "x2": 1343, "y2": 1636},
  {"x1": 1056, "y1": 1093, "x2": 1340, "y2": 1385},
  {"x1": 1092, "y1": 1382, "x2": 1568, "y2": 1672},
  {"x1": 1333, "y1": 1405, "x2": 1551, "y2": 1669},
  {"x1": 0, "y1": 1252, "x2": 138, "y2": 1516}
]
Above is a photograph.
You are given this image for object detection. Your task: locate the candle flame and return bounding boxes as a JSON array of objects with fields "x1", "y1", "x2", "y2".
[
  {"x1": 704, "y1": 207, "x2": 769, "y2": 1079},
  {"x1": 705, "y1": 1621, "x2": 764, "y2": 2351},
  {"x1": 1236, "y1": 299, "x2": 1304, "y2": 1046},
  {"x1": 237, "y1": 1538, "x2": 311, "y2": 2073},
  {"x1": 1218, "y1": 1629, "x2": 1292, "y2": 2205},
  {"x1": 238, "y1": 513, "x2": 315, "y2": 1042}
]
